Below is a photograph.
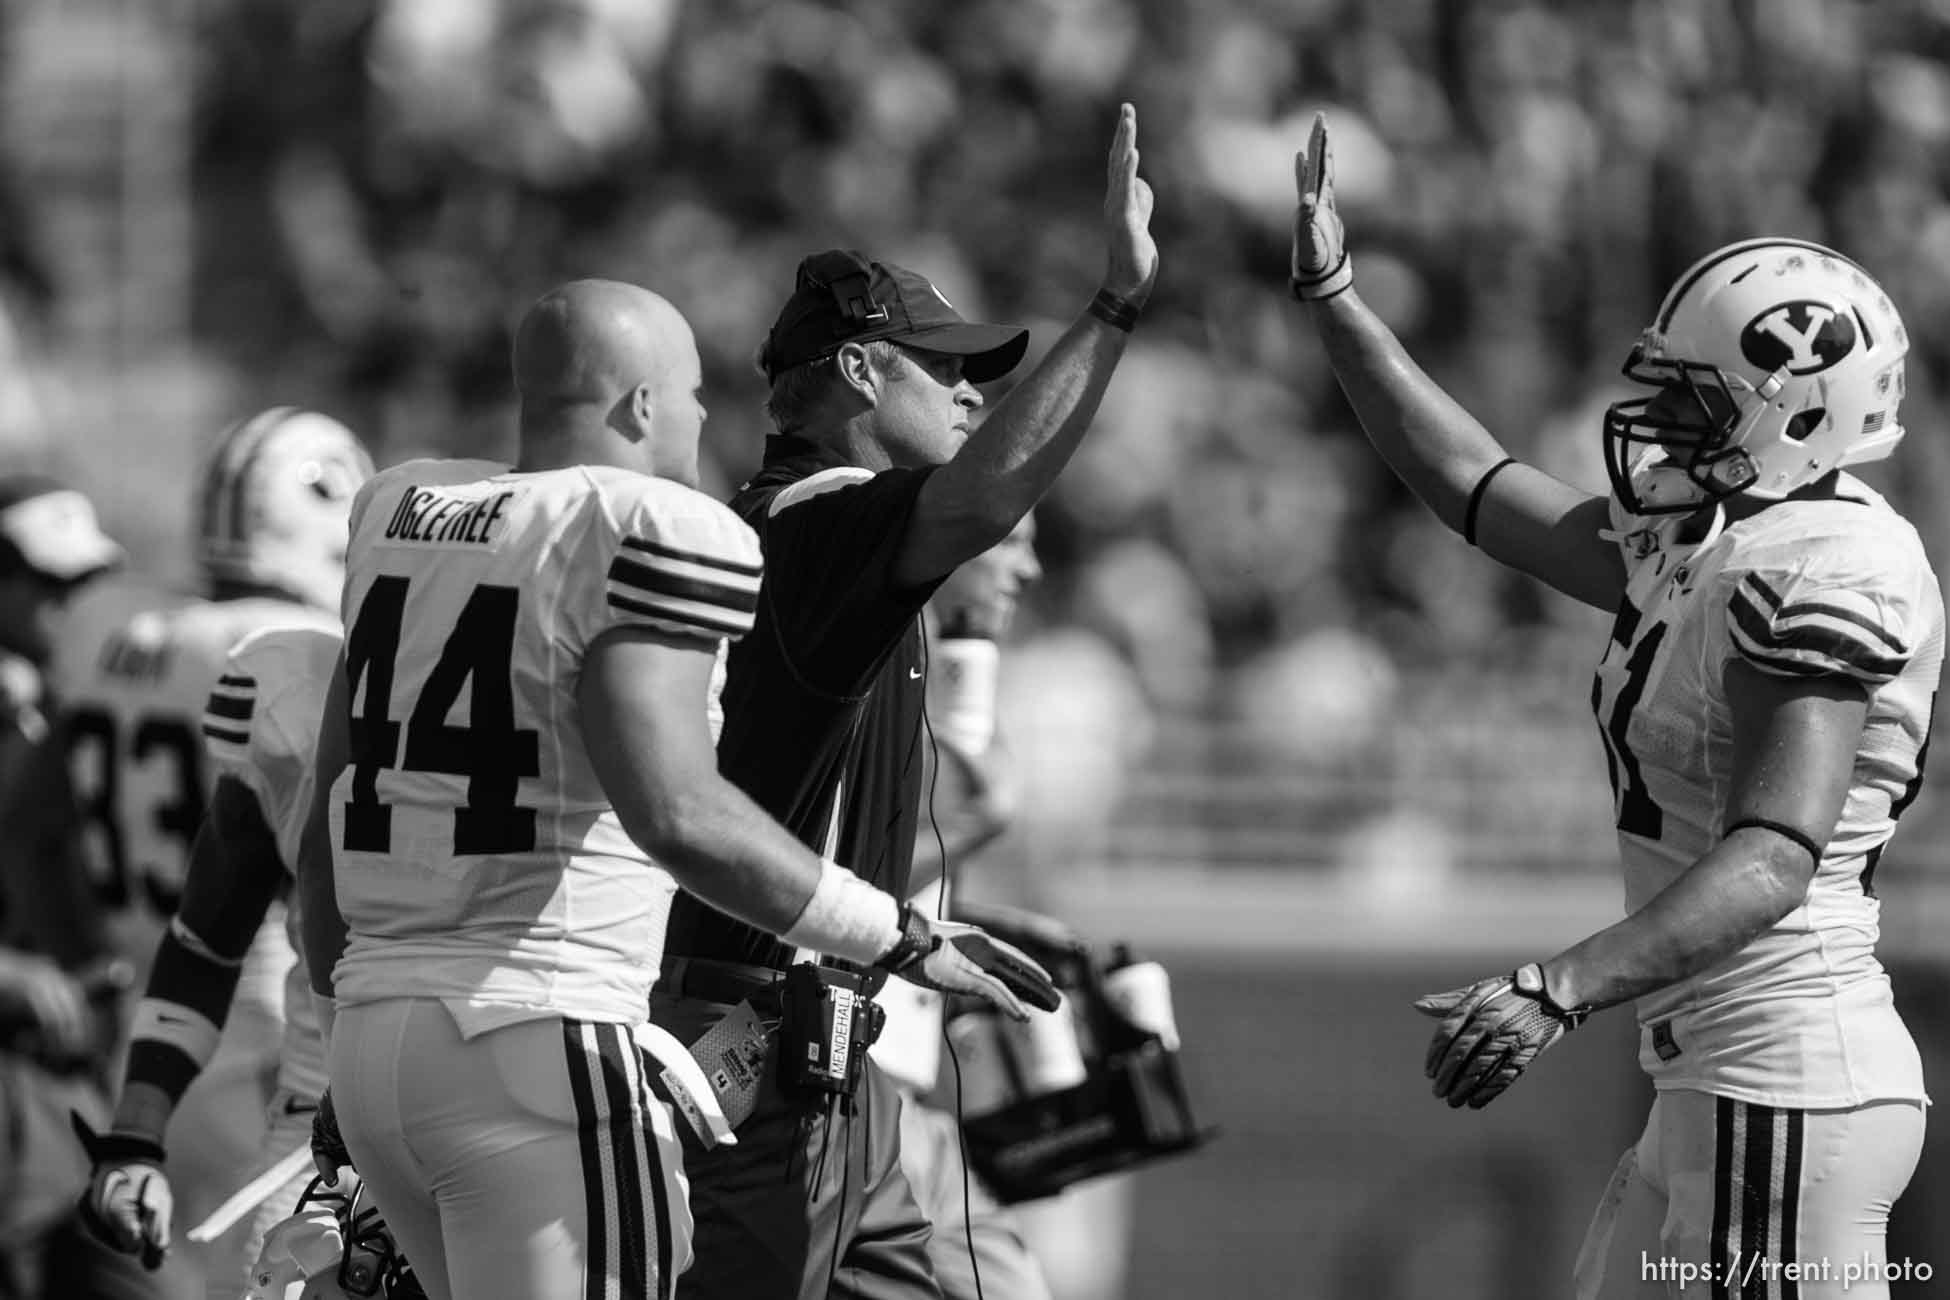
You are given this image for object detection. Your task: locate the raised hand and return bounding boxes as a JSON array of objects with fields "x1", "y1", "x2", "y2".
[
  {"x1": 1103, "y1": 102, "x2": 1160, "y2": 304},
  {"x1": 1292, "y1": 112, "x2": 1352, "y2": 301}
]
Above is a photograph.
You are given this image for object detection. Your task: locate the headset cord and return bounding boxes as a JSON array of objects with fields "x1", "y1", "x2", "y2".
[{"x1": 920, "y1": 627, "x2": 986, "y2": 1300}]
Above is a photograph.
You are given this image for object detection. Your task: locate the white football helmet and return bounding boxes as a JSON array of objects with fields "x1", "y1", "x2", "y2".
[
  {"x1": 1602, "y1": 238, "x2": 1909, "y2": 515},
  {"x1": 196, "y1": 407, "x2": 374, "y2": 610},
  {"x1": 246, "y1": 1175, "x2": 425, "y2": 1300}
]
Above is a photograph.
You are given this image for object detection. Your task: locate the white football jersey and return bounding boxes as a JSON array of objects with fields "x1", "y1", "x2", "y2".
[
  {"x1": 53, "y1": 580, "x2": 334, "y2": 1003},
  {"x1": 327, "y1": 459, "x2": 762, "y2": 1034},
  {"x1": 203, "y1": 623, "x2": 343, "y2": 1102},
  {"x1": 1592, "y1": 473, "x2": 1942, "y2": 1106}
]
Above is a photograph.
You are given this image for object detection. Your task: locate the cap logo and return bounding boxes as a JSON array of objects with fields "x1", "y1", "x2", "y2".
[
  {"x1": 928, "y1": 283, "x2": 955, "y2": 311},
  {"x1": 1740, "y1": 300, "x2": 1856, "y2": 376}
]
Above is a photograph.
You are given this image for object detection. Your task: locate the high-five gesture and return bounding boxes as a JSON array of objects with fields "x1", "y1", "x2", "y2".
[
  {"x1": 1292, "y1": 112, "x2": 1352, "y2": 301},
  {"x1": 1103, "y1": 102, "x2": 1159, "y2": 305}
]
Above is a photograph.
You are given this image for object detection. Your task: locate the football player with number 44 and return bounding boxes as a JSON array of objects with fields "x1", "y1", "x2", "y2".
[
  {"x1": 294, "y1": 280, "x2": 1056, "y2": 1300},
  {"x1": 1292, "y1": 115, "x2": 1939, "y2": 1298}
]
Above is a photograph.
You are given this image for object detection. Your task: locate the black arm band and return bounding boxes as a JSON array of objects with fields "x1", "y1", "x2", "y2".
[
  {"x1": 1461, "y1": 457, "x2": 1518, "y2": 548},
  {"x1": 125, "y1": 923, "x2": 242, "y2": 1104},
  {"x1": 1087, "y1": 289, "x2": 1140, "y2": 333},
  {"x1": 1725, "y1": 817, "x2": 1824, "y2": 864}
]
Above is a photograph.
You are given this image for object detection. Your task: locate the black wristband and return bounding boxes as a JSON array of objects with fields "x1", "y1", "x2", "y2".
[
  {"x1": 1462, "y1": 457, "x2": 1518, "y2": 547},
  {"x1": 1289, "y1": 256, "x2": 1352, "y2": 302},
  {"x1": 877, "y1": 904, "x2": 937, "y2": 974},
  {"x1": 1087, "y1": 289, "x2": 1140, "y2": 333},
  {"x1": 1725, "y1": 817, "x2": 1823, "y2": 864},
  {"x1": 70, "y1": 1113, "x2": 165, "y2": 1166}
]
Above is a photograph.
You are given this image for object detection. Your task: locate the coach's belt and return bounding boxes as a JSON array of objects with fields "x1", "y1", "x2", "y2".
[
  {"x1": 653, "y1": 957, "x2": 784, "y2": 1140},
  {"x1": 658, "y1": 956, "x2": 785, "y2": 1005}
]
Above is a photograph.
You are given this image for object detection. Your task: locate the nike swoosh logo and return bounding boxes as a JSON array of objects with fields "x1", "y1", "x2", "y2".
[{"x1": 909, "y1": 668, "x2": 923, "y2": 680}]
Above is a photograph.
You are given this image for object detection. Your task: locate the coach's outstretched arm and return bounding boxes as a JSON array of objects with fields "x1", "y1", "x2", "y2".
[
  {"x1": 895, "y1": 104, "x2": 1159, "y2": 587},
  {"x1": 580, "y1": 630, "x2": 1058, "y2": 1018},
  {"x1": 1291, "y1": 115, "x2": 1622, "y2": 612},
  {"x1": 294, "y1": 635, "x2": 1058, "y2": 1022}
]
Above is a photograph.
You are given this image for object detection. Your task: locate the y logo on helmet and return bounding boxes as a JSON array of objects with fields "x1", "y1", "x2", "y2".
[{"x1": 1740, "y1": 301, "x2": 1857, "y2": 375}]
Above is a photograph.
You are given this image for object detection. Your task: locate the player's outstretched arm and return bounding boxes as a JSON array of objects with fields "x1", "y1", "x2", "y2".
[
  {"x1": 1292, "y1": 114, "x2": 1622, "y2": 612},
  {"x1": 896, "y1": 103, "x2": 1159, "y2": 588},
  {"x1": 80, "y1": 776, "x2": 285, "y2": 1265},
  {"x1": 1414, "y1": 662, "x2": 1864, "y2": 1109},
  {"x1": 1533, "y1": 662, "x2": 1862, "y2": 1012},
  {"x1": 579, "y1": 628, "x2": 1058, "y2": 1019}
]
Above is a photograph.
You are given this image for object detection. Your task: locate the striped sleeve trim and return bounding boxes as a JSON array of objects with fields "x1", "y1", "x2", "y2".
[
  {"x1": 1728, "y1": 574, "x2": 1908, "y2": 683},
  {"x1": 621, "y1": 533, "x2": 762, "y2": 577},
  {"x1": 201, "y1": 674, "x2": 257, "y2": 757},
  {"x1": 607, "y1": 538, "x2": 761, "y2": 640}
]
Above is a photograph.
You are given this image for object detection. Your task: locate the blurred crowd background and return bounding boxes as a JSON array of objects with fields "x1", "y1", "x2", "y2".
[
  {"x1": 9, "y1": 0, "x2": 1950, "y2": 901},
  {"x1": 7, "y1": 1, "x2": 1950, "y2": 1293}
]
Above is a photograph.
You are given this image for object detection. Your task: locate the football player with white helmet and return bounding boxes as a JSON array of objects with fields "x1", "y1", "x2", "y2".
[
  {"x1": 293, "y1": 280, "x2": 1054, "y2": 1300},
  {"x1": 243, "y1": 1171, "x2": 424, "y2": 1300},
  {"x1": 60, "y1": 408, "x2": 372, "y2": 1296},
  {"x1": 1293, "y1": 116, "x2": 1938, "y2": 1298}
]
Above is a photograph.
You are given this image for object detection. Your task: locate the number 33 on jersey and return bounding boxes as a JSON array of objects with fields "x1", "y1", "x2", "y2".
[{"x1": 327, "y1": 460, "x2": 760, "y2": 936}]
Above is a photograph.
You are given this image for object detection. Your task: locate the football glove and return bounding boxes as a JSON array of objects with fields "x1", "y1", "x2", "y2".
[
  {"x1": 1101, "y1": 101, "x2": 1160, "y2": 304},
  {"x1": 1414, "y1": 963, "x2": 1587, "y2": 1109},
  {"x1": 71, "y1": 1114, "x2": 171, "y2": 1269},
  {"x1": 311, "y1": 1087, "x2": 352, "y2": 1184},
  {"x1": 1291, "y1": 112, "x2": 1353, "y2": 301},
  {"x1": 950, "y1": 900, "x2": 1087, "y2": 968},
  {"x1": 878, "y1": 906, "x2": 1061, "y2": 1021}
]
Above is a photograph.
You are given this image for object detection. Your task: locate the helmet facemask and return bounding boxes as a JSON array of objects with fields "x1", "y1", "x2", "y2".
[
  {"x1": 246, "y1": 1175, "x2": 425, "y2": 1300},
  {"x1": 1602, "y1": 343, "x2": 1765, "y2": 516},
  {"x1": 1601, "y1": 239, "x2": 1910, "y2": 521}
]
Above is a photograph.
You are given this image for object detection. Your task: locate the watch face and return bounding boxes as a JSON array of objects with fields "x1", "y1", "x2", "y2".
[{"x1": 1515, "y1": 964, "x2": 1543, "y2": 995}]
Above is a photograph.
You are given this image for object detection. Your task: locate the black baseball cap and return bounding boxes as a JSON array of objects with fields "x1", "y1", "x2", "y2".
[{"x1": 759, "y1": 250, "x2": 1029, "y2": 385}]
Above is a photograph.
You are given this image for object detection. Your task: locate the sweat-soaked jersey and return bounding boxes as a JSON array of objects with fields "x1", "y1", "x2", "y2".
[
  {"x1": 1590, "y1": 473, "x2": 1941, "y2": 1106},
  {"x1": 202, "y1": 623, "x2": 342, "y2": 1101},
  {"x1": 326, "y1": 459, "x2": 761, "y2": 1035}
]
